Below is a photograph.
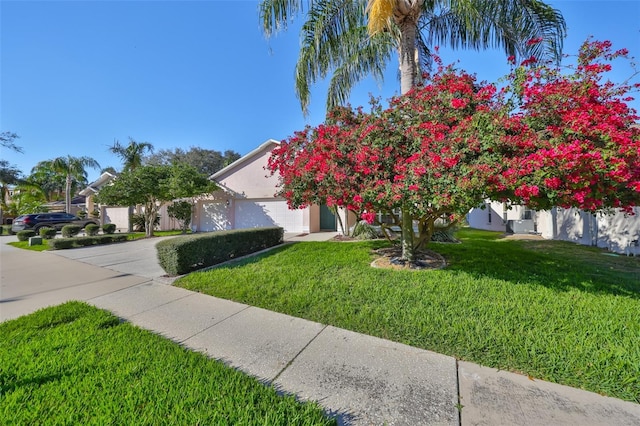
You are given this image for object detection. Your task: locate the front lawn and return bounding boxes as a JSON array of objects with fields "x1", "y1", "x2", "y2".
[
  {"x1": 175, "y1": 229, "x2": 640, "y2": 403},
  {"x1": 0, "y1": 302, "x2": 335, "y2": 425}
]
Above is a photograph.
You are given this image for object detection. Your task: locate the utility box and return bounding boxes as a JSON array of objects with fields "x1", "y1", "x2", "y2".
[
  {"x1": 507, "y1": 219, "x2": 536, "y2": 234},
  {"x1": 28, "y1": 236, "x2": 43, "y2": 246}
]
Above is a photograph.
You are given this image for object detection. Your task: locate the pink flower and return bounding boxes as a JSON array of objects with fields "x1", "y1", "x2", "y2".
[
  {"x1": 408, "y1": 184, "x2": 419, "y2": 191},
  {"x1": 451, "y1": 98, "x2": 467, "y2": 109},
  {"x1": 353, "y1": 194, "x2": 363, "y2": 203},
  {"x1": 361, "y1": 211, "x2": 376, "y2": 224}
]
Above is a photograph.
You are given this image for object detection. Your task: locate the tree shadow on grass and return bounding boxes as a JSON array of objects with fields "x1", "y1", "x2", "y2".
[{"x1": 433, "y1": 233, "x2": 640, "y2": 299}]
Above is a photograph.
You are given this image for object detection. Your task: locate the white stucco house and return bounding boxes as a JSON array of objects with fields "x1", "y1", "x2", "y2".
[
  {"x1": 468, "y1": 201, "x2": 640, "y2": 255},
  {"x1": 192, "y1": 139, "x2": 355, "y2": 235}
]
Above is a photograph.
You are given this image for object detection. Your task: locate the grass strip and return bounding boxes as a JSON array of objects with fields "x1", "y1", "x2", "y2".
[
  {"x1": 0, "y1": 302, "x2": 335, "y2": 425},
  {"x1": 175, "y1": 229, "x2": 640, "y2": 403}
]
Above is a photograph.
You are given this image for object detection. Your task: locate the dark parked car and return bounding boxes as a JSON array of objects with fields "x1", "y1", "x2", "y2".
[{"x1": 11, "y1": 213, "x2": 99, "y2": 233}]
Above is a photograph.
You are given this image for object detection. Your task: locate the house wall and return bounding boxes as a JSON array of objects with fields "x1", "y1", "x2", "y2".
[
  {"x1": 537, "y1": 207, "x2": 640, "y2": 255},
  {"x1": 215, "y1": 149, "x2": 280, "y2": 199},
  {"x1": 467, "y1": 201, "x2": 530, "y2": 232}
]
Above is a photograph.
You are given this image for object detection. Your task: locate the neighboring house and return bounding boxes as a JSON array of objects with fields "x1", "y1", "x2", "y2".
[
  {"x1": 79, "y1": 171, "x2": 180, "y2": 232},
  {"x1": 79, "y1": 171, "x2": 116, "y2": 215},
  {"x1": 193, "y1": 139, "x2": 354, "y2": 235},
  {"x1": 468, "y1": 202, "x2": 640, "y2": 255}
]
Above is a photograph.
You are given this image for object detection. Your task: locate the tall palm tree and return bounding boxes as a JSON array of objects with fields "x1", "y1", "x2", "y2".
[
  {"x1": 36, "y1": 156, "x2": 100, "y2": 214},
  {"x1": 109, "y1": 138, "x2": 154, "y2": 172},
  {"x1": 260, "y1": 0, "x2": 566, "y2": 111}
]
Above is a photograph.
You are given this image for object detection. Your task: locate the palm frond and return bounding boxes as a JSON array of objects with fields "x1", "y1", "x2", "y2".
[
  {"x1": 326, "y1": 29, "x2": 396, "y2": 110},
  {"x1": 295, "y1": 0, "x2": 394, "y2": 112},
  {"x1": 421, "y1": 0, "x2": 565, "y2": 63},
  {"x1": 260, "y1": 0, "x2": 307, "y2": 37}
]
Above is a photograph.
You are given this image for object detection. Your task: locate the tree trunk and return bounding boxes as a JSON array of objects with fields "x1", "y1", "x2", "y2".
[
  {"x1": 397, "y1": 10, "x2": 419, "y2": 261},
  {"x1": 397, "y1": 10, "x2": 419, "y2": 95},
  {"x1": 400, "y1": 204, "x2": 415, "y2": 261},
  {"x1": 65, "y1": 174, "x2": 72, "y2": 213}
]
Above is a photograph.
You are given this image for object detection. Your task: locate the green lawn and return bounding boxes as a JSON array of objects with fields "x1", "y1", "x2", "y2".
[
  {"x1": 0, "y1": 302, "x2": 335, "y2": 425},
  {"x1": 175, "y1": 228, "x2": 640, "y2": 403}
]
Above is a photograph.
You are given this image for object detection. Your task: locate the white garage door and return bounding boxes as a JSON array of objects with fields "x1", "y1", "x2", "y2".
[
  {"x1": 199, "y1": 201, "x2": 231, "y2": 231},
  {"x1": 102, "y1": 207, "x2": 129, "y2": 231},
  {"x1": 234, "y1": 200, "x2": 305, "y2": 233}
]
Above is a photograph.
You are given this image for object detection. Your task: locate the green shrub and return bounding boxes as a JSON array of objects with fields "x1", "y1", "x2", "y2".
[
  {"x1": 17, "y1": 230, "x2": 37, "y2": 241},
  {"x1": 156, "y1": 227, "x2": 284, "y2": 276},
  {"x1": 48, "y1": 238, "x2": 75, "y2": 249},
  {"x1": 39, "y1": 227, "x2": 57, "y2": 240},
  {"x1": 102, "y1": 223, "x2": 116, "y2": 234},
  {"x1": 132, "y1": 213, "x2": 160, "y2": 232},
  {"x1": 352, "y1": 220, "x2": 380, "y2": 240},
  {"x1": 77, "y1": 210, "x2": 87, "y2": 219},
  {"x1": 49, "y1": 234, "x2": 129, "y2": 250},
  {"x1": 431, "y1": 225, "x2": 460, "y2": 243},
  {"x1": 85, "y1": 224, "x2": 100, "y2": 236},
  {"x1": 62, "y1": 225, "x2": 82, "y2": 238}
]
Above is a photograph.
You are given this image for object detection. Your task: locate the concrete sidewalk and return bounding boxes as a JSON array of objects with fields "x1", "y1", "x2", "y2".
[{"x1": 2, "y1": 234, "x2": 640, "y2": 425}]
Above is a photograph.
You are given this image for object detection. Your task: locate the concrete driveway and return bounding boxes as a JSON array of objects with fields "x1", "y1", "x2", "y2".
[
  {"x1": 0, "y1": 235, "x2": 173, "y2": 322},
  {"x1": 49, "y1": 235, "x2": 175, "y2": 280}
]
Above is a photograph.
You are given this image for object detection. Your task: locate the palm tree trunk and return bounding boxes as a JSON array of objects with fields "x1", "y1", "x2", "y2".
[
  {"x1": 65, "y1": 174, "x2": 72, "y2": 213},
  {"x1": 397, "y1": 10, "x2": 419, "y2": 261},
  {"x1": 397, "y1": 4, "x2": 419, "y2": 95}
]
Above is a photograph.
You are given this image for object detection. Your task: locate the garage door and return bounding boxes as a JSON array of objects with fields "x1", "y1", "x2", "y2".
[
  {"x1": 234, "y1": 200, "x2": 305, "y2": 233},
  {"x1": 102, "y1": 207, "x2": 129, "y2": 231},
  {"x1": 199, "y1": 201, "x2": 231, "y2": 231}
]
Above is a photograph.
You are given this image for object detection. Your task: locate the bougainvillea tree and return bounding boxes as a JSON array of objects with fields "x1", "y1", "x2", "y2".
[
  {"x1": 489, "y1": 39, "x2": 640, "y2": 213},
  {"x1": 268, "y1": 39, "x2": 640, "y2": 263},
  {"x1": 268, "y1": 57, "x2": 505, "y2": 261}
]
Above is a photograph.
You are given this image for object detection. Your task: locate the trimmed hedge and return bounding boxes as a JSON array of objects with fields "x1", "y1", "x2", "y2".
[
  {"x1": 62, "y1": 225, "x2": 82, "y2": 238},
  {"x1": 39, "y1": 227, "x2": 57, "y2": 240},
  {"x1": 85, "y1": 224, "x2": 100, "y2": 236},
  {"x1": 102, "y1": 223, "x2": 116, "y2": 234},
  {"x1": 156, "y1": 227, "x2": 284, "y2": 276},
  {"x1": 49, "y1": 234, "x2": 129, "y2": 250},
  {"x1": 17, "y1": 230, "x2": 37, "y2": 241}
]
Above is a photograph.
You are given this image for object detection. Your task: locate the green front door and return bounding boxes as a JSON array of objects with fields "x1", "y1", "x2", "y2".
[{"x1": 319, "y1": 204, "x2": 337, "y2": 231}]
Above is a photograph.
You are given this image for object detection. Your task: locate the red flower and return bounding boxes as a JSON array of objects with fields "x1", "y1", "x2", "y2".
[
  {"x1": 451, "y1": 98, "x2": 468, "y2": 109},
  {"x1": 361, "y1": 211, "x2": 376, "y2": 224}
]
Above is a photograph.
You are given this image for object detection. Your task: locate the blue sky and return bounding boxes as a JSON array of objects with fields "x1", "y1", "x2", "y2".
[{"x1": 2, "y1": 0, "x2": 639, "y2": 183}]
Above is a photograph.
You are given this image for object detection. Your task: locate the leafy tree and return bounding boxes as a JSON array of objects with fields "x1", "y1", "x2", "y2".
[
  {"x1": 167, "y1": 200, "x2": 193, "y2": 234},
  {"x1": 260, "y1": 0, "x2": 566, "y2": 111},
  {"x1": 4, "y1": 183, "x2": 48, "y2": 216},
  {"x1": 109, "y1": 138, "x2": 153, "y2": 171},
  {"x1": 95, "y1": 164, "x2": 217, "y2": 237},
  {"x1": 0, "y1": 132, "x2": 23, "y2": 220},
  {"x1": 488, "y1": 39, "x2": 640, "y2": 212},
  {"x1": 100, "y1": 166, "x2": 118, "y2": 175},
  {"x1": 0, "y1": 131, "x2": 22, "y2": 153},
  {"x1": 269, "y1": 40, "x2": 640, "y2": 261},
  {"x1": 109, "y1": 138, "x2": 154, "y2": 231},
  {"x1": 146, "y1": 147, "x2": 241, "y2": 177},
  {"x1": 33, "y1": 156, "x2": 100, "y2": 213},
  {"x1": 0, "y1": 160, "x2": 22, "y2": 211},
  {"x1": 270, "y1": 58, "x2": 501, "y2": 260}
]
